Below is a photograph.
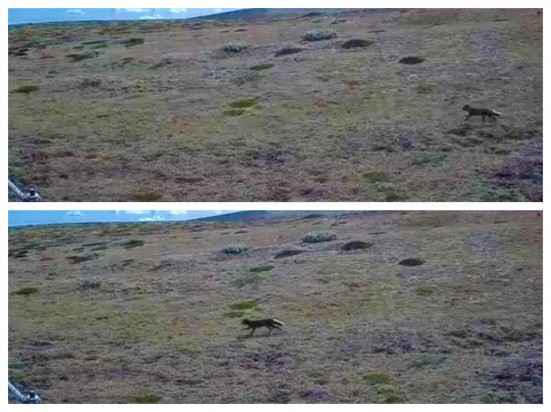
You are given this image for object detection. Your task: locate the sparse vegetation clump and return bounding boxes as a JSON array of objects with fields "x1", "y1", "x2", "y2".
[
  {"x1": 414, "y1": 151, "x2": 449, "y2": 167},
  {"x1": 302, "y1": 29, "x2": 337, "y2": 42},
  {"x1": 416, "y1": 82, "x2": 436, "y2": 94},
  {"x1": 121, "y1": 37, "x2": 145, "y2": 47},
  {"x1": 122, "y1": 239, "x2": 145, "y2": 249},
  {"x1": 250, "y1": 265, "x2": 275, "y2": 273},
  {"x1": 233, "y1": 71, "x2": 259, "y2": 86},
  {"x1": 78, "y1": 77, "x2": 101, "y2": 88},
  {"x1": 133, "y1": 394, "x2": 161, "y2": 404},
  {"x1": 232, "y1": 271, "x2": 269, "y2": 288},
  {"x1": 12, "y1": 85, "x2": 39, "y2": 94},
  {"x1": 78, "y1": 278, "x2": 101, "y2": 290},
  {"x1": 303, "y1": 231, "x2": 337, "y2": 243},
  {"x1": 229, "y1": 300, "x2": 258, "y2": 311},
  {"x1": 229, "y1": 99, "x2": 257, "y2": 108},
  {"x1": 9, "y1": 155, "x2": 25, "y2": 178},
  {"x1": 66, "y1": 52, "x2": 98, "y2": 62},
  {"x1": 249, "y1": 63, "x2": 274, "y2": 71},
  {"x1": 223, "y1": 109, "x2": 246, "y2": 116},
  {"x1": 222, "y1": 42, "x2": 248, "y2": 53},
  {"x1": 362, "y1": 372, "x2": 391, "y2": 385},
  {"x1": 415, "y1": 285, "x2": 436, "y2": 296},
  {"x1": 131, "y1": 191, "x2": 162, "y2": 202},
  {"x1": 222, "y1": 244, "x2": 249, "y2": 255},
  {"x1": 67, "y1": 254, "x2": 97, "y2": 264}
]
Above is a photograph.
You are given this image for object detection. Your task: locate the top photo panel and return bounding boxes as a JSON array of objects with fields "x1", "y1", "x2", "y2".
[{"x1": 8, "y1": 8, "x2": 542, "y2": 202}]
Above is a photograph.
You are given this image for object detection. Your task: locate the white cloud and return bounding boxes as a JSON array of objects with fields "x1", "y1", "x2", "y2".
[
  {"x1": 66, "y1": 211, "x2": 83, "y2": 216},
  {"x1": 116, "y1": 8, "x2": 151, "y2": 14},
  {"x1": 122, "y1": 211, "x2": 151, "y2": 215},
  {"x1": 169, "y1": 8, "x2": 188, "y2": 14},
  {"x1": 214, "y1": 8, "x2": 223, "y2": 13},
  {"x1": 169, "y1": 211, "x2": 188, "y2": 216},
  {"x1": 66, "y1": 9, "x2": 84, "y2": 15},
  {"x1": 139, "y1": 14, "x2": 165, "y2": 20},
  {"x1": 212, "y1": 210, "x2": 224, "y2": 215},
  {"x1": 139, "y1": 215, "x2": 165, "y2": 222}
]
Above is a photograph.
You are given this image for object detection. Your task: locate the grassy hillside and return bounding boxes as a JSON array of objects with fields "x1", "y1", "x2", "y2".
[
  {"x1": 8, "y1": 211, "x2": 542, "y2": 403},
  {"x1": 8, "y1": 9, "x2": 542, "y2": 201}
]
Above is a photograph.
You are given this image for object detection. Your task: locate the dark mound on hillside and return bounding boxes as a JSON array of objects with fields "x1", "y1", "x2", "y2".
[
  {"x1": 342, "y1": 241, "x2": 372, "y2": 251},
  {"x1": 399, "y1": 258, "x2": 425, "y2": 266},
  {"x1": 342, "y1": 39, "x2": 372, "y2": 49},
  {"x1": 274, "y1": 249, "x2": 305, "y2": 259},
  {"x1": 399, "y1": 56, "x2": 424, "y2": 64}
]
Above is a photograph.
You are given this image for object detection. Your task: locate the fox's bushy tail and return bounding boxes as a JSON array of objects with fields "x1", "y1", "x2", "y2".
[
  {"x1": 491, "y1": 110, "x2": 503, "y2": 116},
  {"x1": 272, "y1": 319, "x2": 285, "y2": 327}
]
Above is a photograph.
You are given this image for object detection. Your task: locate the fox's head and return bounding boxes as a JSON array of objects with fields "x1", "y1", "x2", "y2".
[
  {"x1": 241, "y1": 319, "x2": 251, "y2": 326},
  {"x1": 462, "y1": 104, "x2": 471, "y2": 111}
]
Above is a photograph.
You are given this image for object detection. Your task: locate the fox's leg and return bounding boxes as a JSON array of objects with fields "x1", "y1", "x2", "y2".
[
  {"x1": 268, "y1": 327, "x2": 273, "y2": 335},
  {"x1": 482, "y1": 115, "x2": 486, "y2": 124},
  {"x1": 249, "y1": 328, "x2": 255, "y2": 337},
  {"x1": 463, "y1": 114, "x2": 470, "y2": 121}
]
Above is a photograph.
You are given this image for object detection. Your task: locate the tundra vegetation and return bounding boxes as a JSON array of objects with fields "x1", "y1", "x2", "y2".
[
  {"x1": 8, "y1": 9, "x2": 542, "y2": 201},
  {"x1": 8, "y1": 211, "x2": 542, "y2": 403}
]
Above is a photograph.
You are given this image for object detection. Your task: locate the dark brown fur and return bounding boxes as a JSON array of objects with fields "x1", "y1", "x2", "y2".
[
  {"x1": 241, "y1": 318, "x2": 285, "y2": 337},
  {"x1": 462, "y1": 104, "x2": 502, "y2": 124}
]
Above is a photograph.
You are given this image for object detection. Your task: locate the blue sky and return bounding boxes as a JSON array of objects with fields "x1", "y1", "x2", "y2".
[
  {"x1": 8, "y1": 210, "x2": 238, "y2": 227},
  {"x1": 8, "y1": 8, "x2": 240, "y2": 25}
]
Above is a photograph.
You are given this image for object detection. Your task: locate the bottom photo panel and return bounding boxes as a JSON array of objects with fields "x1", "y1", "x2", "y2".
[{"x1": 8, "y1": 210, "x2": 542, "y2": 404}]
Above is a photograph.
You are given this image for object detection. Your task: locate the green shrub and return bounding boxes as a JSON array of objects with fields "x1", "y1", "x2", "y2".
[
  {"x1": 363, "y1": 170, "x2": 389, "y2": 182},
  {"x1": 13, "y1": 85, "x2": 39, "y2": 94},
  {"x1": 250, "y1": 63, "x2": 274, "y2": 71},
  {"x1": 229, "y1": 99, "x2": 257, "y2": 108},
  {"x1": 249, "y1": 265, "x2": 274, "y2": 273},
  {"x1": 14, "y1": 287, "x2": 38, "y2": 296},
  {"x1": 131, "y1": 191, "x2": 162, "y2": 201},
  {"x1": 303, "y1": 231, "x2": 337, "y2": 243},
  {"x1": 362, "y1": 372, "x2": 391, "y2": 385},
  {"x1": 416, "y1": 82, "x2": 436, "y2": 95},
  {"x1": 302, "y1": 29, "x2": 337, "y2": 42},
  {"x1": 222, "y1": 245, "x2": 249, "y2": 255},
  {"x1": 229, "y1": 300, "x2": 258, "y2": 310},
  {"x1": 415, "y1": 285, "x2": 436, "y2": 296},
  {"x1": 133, "y1": 394, "x2": 161, "y2": 404}
]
